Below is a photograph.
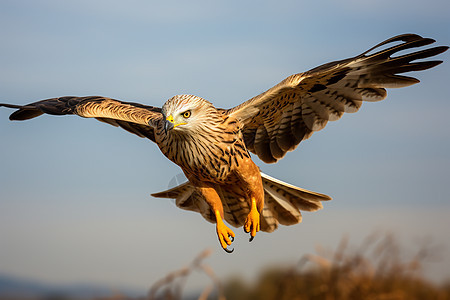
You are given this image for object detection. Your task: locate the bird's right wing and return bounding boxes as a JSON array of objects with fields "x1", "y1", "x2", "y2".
[{"x1": 0, "y1": 96, "x2": 164, "y2": 142}]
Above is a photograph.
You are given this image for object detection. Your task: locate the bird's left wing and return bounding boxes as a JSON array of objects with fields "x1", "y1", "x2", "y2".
[
  {"x1": 226, "y1": 34, "x2": 448, "y2": 163},
  {"x1": 0, "y1": 96, "x2": 163, "y2": 142}
]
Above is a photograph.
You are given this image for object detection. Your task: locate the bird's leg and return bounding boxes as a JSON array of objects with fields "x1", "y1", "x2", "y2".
[
  {"x1": 244, "y1": 196, "x2": 260, "y2": 241},
  {"x1": 215, "y1": 209, "x2": 235, "y2": 253},
  {"x1": 194, "y1": 184, "x2": 235, "y2": 253}
]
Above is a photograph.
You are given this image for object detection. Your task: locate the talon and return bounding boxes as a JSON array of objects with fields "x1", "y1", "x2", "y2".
[
  {"x1": 215, "y1": 209, "x2": 235, "y2": 251},
  {"x1": 223, "y1": 246, "x2": 234, "y2": 254},
  {"x1": 249, "y1": 235, "x2": 254, "y2": 242}
]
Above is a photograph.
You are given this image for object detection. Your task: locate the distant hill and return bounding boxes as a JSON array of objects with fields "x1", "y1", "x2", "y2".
[{"x1": 0, "y1": 273, "x2": 142, "y2": 299}]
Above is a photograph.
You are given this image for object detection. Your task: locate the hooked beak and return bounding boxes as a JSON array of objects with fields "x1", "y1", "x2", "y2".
[
  {"x1": 164, "y1": 114, "x2": 187, "y2": 133},
  {"x1": 164, "y1": 115, "x2": 174, "y2": 133}
]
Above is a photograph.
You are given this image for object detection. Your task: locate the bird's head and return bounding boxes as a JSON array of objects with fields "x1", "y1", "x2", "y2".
[{"x1": 162, "y1": 94, "x2": 218, "y2": 134}]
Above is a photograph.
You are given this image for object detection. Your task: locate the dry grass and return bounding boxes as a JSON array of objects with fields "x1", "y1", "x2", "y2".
[
  {"x1": 140, "y1": 232, "x2": 450, "y2": 300},
  {"x1": 224, "y1": 232, "x2": 450, "y2": 300},
  {"x1": 146, "y1": 248, "x2": 225, "y2": 300},
  {"x1": 4, "y1": 233, "x2": 449, "y2": 300}
]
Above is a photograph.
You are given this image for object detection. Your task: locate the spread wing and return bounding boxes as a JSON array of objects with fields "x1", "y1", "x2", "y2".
[
  {"x1": 226, "y1": 34, "x2": 448, "y2": 163},
  {"x1": 0, "y1": 96, "x2": 163, "y2": 142}
]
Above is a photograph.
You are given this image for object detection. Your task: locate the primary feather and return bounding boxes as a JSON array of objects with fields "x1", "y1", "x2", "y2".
[{"x1": 227, "y1": 34, "x2": 448, "y2": 163}]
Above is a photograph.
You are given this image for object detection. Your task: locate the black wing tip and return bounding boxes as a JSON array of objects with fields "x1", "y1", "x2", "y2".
[
  {"x1": 435, "y1": 45, "x2": 449, "y2": 55},
  {"x1": 9, "y1": 109, "x2": 44, "y2": 121},
  {"x1": 386, "y1": 33, "x2": 431, "y2": 44},
  {"x1": 360, "y1": 33, "x2": 448, "y2": 59},
  {"x1": 425, "y1": 60, "x2": 444, "y2": 69},
  {"x1": 393, "y1": 34, "x2": 449, "y2": 53},
  {"x1": 1, "y1": 104, "x2": 43, "y2": 121},
  {"x1": 397, "y1": 33, "x2": 423, "y2": 40},
  {"x1": 0, "y1": 103, "x2": 23, "y2": 109}
]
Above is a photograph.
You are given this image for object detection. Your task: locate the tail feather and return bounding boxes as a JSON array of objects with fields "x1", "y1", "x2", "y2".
[
  {"x1": 261, "y1": 173, "x2": 331, "y2": 211},
  {"x1": 151, "y1": 182, "x2": 216, "y2": 225},
  {"x1": 151, "y1": 172, "x2": 331, "y2": 233},
  {"x1": 263, "y1": 185, "x2": 302, "y2": 227},
  {"x1": 260, "y1": 173, "x2": 331, "y2": 232}
]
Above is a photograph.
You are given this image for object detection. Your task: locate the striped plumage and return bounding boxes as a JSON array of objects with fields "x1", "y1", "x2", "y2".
[
  {"x1": 227, "y1": 34, "x2": 448, "y2": 163},
  {"x1": 156, "y1": 95, "x2": 250, "y2": 182},
  {"x1": 1, "y1": 34, "x2": 447, "y2": 252}
]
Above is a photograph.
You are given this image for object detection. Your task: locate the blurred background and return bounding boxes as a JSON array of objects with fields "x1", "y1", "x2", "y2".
[{"x1": 0, "y1": 0, "x2": 449, "y2": 298}]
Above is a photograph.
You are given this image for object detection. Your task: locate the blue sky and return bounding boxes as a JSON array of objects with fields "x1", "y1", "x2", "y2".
[{"x1": 1, "y1": 0, "x2": 449, "y2": 294}]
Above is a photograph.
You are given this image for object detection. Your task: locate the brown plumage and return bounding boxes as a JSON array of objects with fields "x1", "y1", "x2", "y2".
[{"x1": 1, "y1": 34, "x2": 447, "y2": 252}]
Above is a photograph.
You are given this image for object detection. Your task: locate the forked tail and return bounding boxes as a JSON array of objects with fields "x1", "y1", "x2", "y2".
[{"x1": 151, "y1": 172, "x2": 331, "y2": 232}]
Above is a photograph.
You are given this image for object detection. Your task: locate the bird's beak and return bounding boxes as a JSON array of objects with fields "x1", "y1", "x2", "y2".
[
  {"x1": 165, "y1": 115, "x2": 174, "y2": 133},
  {"x1": 164, "y1": 114, "x2": 187, "y2": 133}
]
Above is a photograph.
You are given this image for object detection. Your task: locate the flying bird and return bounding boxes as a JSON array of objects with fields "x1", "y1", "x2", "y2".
[{"x1": 1, "y1": 34, "x2": 447, "y2": 252}]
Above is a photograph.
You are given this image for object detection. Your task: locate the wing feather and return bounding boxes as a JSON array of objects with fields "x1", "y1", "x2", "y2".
[
  {"x1": 1, "y1": 96, "x2": 163, "y2": 142},
  {"x1": 226, "y1": 34, "x2": 448, "y2": 163}
]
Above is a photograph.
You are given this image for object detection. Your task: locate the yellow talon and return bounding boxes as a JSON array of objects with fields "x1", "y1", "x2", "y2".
[
  {"x1": 215, "y1": 210, "x2": 235, "y2": 252},
  {"x1": 244, "y1": 197, "x2": 260, "y2": 241}
]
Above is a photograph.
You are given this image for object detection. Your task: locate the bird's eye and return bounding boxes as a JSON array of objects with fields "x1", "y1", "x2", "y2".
[{"x1": 182, "y1": 110, "x2": 191, "y2": 118}]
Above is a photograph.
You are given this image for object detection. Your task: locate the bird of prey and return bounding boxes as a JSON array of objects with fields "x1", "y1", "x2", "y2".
[{"x1": 1, "y1": 34, "x2": 447, "y2": 252}]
